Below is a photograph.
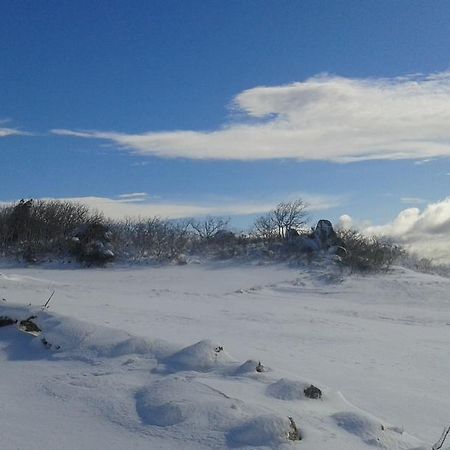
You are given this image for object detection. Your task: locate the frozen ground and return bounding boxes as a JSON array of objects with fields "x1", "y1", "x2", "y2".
[{"x1": 0, "y1": 262, "x2": 449, "y2": 449}]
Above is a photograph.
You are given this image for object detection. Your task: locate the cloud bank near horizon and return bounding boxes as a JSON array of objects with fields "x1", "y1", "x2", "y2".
[
  {"x1": 342, "y1": 198, "x2": 450, "y2": 263},
  {"x1": 53, "y1": 71, "x2": 450, "y2": 162}
]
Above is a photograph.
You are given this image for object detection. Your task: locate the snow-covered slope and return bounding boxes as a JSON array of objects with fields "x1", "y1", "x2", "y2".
[{"x1": 1, "y1": 263, "x2": 448, "y2": 449}]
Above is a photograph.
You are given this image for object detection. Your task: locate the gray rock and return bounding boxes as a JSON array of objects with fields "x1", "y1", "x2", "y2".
[{"x1": 304, "y1": 384, "x2": 322, "y2": 399}]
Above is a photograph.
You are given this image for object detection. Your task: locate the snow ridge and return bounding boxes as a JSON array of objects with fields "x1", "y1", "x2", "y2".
[{"x1": 0, "y1": 303, "x2": 427, "y2": 450}]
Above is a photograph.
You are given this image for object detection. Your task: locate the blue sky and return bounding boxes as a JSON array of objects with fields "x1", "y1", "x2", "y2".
[{"x1": 1, "y1": 0, "x2": 450, "y2": 249}]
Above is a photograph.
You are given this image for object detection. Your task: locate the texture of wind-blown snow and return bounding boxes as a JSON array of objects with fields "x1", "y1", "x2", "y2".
[{"x1": 0, "y1": 262, "x2": 448, "y2": 449}]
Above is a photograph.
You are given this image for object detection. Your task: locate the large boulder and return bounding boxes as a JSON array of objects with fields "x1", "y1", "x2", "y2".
[
  {"x1": 300, "y1": 219, "x2": 345, "y2": 256},
  {"x1": 315, "y1": 219, "x2": 339, "y2": 250}
]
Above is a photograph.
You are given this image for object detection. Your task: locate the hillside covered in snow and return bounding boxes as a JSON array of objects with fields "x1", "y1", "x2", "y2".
[{"x1": 1, "y1": 263, "x2": 449, "y2": 450}]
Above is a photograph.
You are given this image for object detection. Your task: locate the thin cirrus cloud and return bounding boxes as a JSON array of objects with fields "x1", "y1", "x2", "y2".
[
  {"x1": 67, "y1": 193, "x2": 342, "y2": 219},
  {"x1": 52, "y1": 71, "x2": 450, "y2": 162},
  {"x1": 115, "y1": 192, "x2": 153, "y2": 203},
  {"x1": 400, "y1": 197, "x2": 427, "y2": 205}
]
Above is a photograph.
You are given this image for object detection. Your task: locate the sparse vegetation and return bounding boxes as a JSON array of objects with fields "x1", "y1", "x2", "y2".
[
  {"x1": 190, "y1": 216, "x2": 230, "y2": 241},
  {"x1": 253, "y1": 199, "x2": 309, "y2": 240},
  {"x1": 1, "y1": 198, "x2": 442, "y2": 275},
  {"x1": 0, "y1": 199, "x2": 106, "y2": 264},
  {"x1": 111, "y1": 217, "x2": 191, "y2": 262},
  {"x1": 337, "y1": 229, "x2": 404, "y2": 273}
]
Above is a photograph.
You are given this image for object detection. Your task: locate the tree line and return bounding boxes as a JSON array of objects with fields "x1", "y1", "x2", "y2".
[{"x1": 0, "y1": 198, "x2": 405, "y2": 272}]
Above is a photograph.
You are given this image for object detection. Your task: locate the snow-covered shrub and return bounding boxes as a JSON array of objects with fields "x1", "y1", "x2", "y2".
[{"x1": 70, "y1": 222, "x2": 115, "y2": 266}]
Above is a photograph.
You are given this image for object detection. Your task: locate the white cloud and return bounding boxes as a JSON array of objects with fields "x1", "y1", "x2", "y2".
[
  {"x1": 337, "y1": 214, "x2": 353, "y2": 230},
  {"x1": 0, "y1": 127, "x2": 23, "y2": 137},
  {"x1": 115, "y1": 192, "x2": 152, "y2": 203},
  {"x1": 400, "y1": 197, "x2": 426, "y2": 205},
  {"x1": 336, "y1": 214, "x2": 372, "y2": 231},
  {"x1": 59, "y1": 196, "x2": 246, "y2": 219},
  {"x1": 53, "y1": 71, "x2": 450, "y2": 162},
  {"x1": 117, "y1": 192, "x2": 148, "y2": 199},
  {"x1": 0, "y1": 192, "x2": 341, "y2": 221},
  {"x1": 413, "y1": 159, "x2": 434, "y2": 165},
  {"x1": 365, "y1": 198, "x2": 450, "y2": 263}
]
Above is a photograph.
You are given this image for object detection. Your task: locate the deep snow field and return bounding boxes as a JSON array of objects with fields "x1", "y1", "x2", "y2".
[{"x1": 1, "y1": 262, "x2": 449, "y2": 450}]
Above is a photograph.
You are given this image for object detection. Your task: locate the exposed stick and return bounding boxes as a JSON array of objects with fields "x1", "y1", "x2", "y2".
[
  {"x1": 42, "y1": 291, "x2": 55, "y2": 310},
  {"x1": 432, "y1": 426, "x2": 450, "y2": 450}
]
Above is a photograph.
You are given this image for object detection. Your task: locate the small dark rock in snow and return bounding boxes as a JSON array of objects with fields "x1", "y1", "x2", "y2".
[
  {"x1": 304, "y1": 384, "x2": 322, "y2": 399},
  {"x1": 41, "y1": 337, "x2": 60, "y2": 350},
  {"x1": 41, "y1": 337, "x2": 51, "y2": 349},
  {"x1": 0, "y1": 316, "x2": 17, "y2": 327},
  {"x1": 19, "y1": 316, "x2": 41, "y2": 334},
  {"x1": 255, "y1": 361, "x2": 265, "y2": 373}
]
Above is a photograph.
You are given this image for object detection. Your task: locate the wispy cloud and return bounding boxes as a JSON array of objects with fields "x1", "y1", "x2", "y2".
[
  {"x1": 117, "y1": 192, "x2": 149, "y2": 199},
  {"x1": 413, "y1": 159, "x2": 434, "y2": 166},
  {"x1": 0, "y1": 193, "x2": 343, "y2": 221},
  {"x1": 0, "y1": 127, "x2": 23, "y2": 137},
  {"x1": 53, "y1": 71, "x2": 450, "y2": 162},
  {"x1": 365, "y1": 198, "x2": 450, "y2": 263},
  {"x1": 115, "y1": 192, "x2": 152, "y2": 203},
  {"x1": 400, "y1": 197, "x2": 427, "y2": 205},
  {"x1": 0, "y1": 119, "x2": 30, "y2": 137}
]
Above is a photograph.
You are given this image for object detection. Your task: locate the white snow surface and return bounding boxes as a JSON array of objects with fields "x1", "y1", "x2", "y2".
[{"x1": 0, "y1": 262, "x2": 449, "y2": 449}]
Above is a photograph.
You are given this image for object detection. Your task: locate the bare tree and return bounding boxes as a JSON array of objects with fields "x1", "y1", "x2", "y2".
[
  {"x1": 253, "y1": 199, "x2": 309, "y2": 240},
  {"x1": 273, "y1": 199, "x2": 309, "y2": 238},
  {"x1": 190, "y1": 216, "x2": 230, "y2": 240},
  {"x1": 253, "y1": 213, "x2": 277, "y2": 241}
]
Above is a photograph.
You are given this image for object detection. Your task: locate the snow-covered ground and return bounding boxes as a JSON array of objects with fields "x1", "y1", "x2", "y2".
[{"x1": 1, "y1": 262, "x2": 449, "y2": 449}]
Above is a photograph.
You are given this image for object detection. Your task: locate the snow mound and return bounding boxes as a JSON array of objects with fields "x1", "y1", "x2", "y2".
[
  {"x1": 0, "y1": 303, "x2": 175, "y2": 361},
  {"x1": 333, "y1": 411, "x2": 382, "y2": 446},
  {"x1": 233, "y1": 359, "x2": 261, "y2": 375},
  {"x1": 136, "y1": 377, "x2": 247, "y2": 430},
  {"x1": 43, "y1": 316, "x2": 174, "y2": 360},
  {"x1": 226, "y1": 414, "x2": 292, "y2": 447},
  {"x1": 164, "y1": 339, "x2": 234, "y2": 372},
  {"x1": 332, "y1": 411, "x2": 423, "y2": 449},
  {"x1": 266, "y1": 377, "x2": 308, "y2": 400}
]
